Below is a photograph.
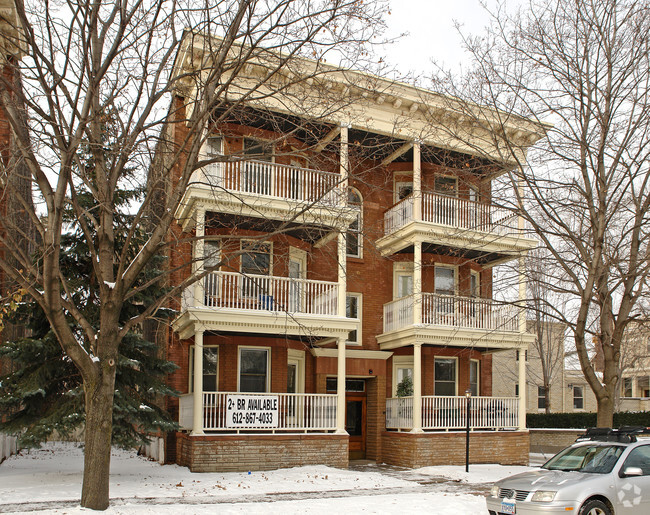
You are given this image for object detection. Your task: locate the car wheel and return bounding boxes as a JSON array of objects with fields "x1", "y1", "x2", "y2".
[{"x1": 579, "y1": 499, "x2": 612, "y2": 515}]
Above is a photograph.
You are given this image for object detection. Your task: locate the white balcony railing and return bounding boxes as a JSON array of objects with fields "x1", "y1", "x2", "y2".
[
  {"x1": 386, "y1": 395, "x2": 519, "y2": 430},
  {"x1": 183, "y1": 271, "x2": 339, "y2": 316},
  {"x1": 384, "y1": 193, "x2": 519, "y2": 237},
  {"x1": 179, "y1": 392, "x2": 338, "y2": 432},
  {"x1": 383, "y1": 295, "x2": 413, "y2": 333},
  {"x1": 383, "y1": 293, "x2": 520, "y2": 333},
  {"x1": 193, "y1": 160, "x2": 343, "y2": 206}
]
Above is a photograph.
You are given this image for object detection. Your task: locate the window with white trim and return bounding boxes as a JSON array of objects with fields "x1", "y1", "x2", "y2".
[
  {"x1": 392, "y1": 356, "x2": 414, "y2": 397},
  {"x1": 239, "y1": 347, "x2": 269, "y2": 393},
  {"x1": 240, "y1": 241, "x2": 272, "y2": 300},
  {"x1": 573, "y1": 386, "x2": 584, "y2": 410},
  {"x1": 537, "y1": 386, "x2": 547, "y2": 410},
  {"x1": 347, "y1": 188, "x2": 362, "y2": 258},
  {"x1": 434, "y1": 357, "x2": 457, "y2": 396},
  {"x1": 189, "y1": 346, "x2": 219, "y2": 392},
  {"x1": 470, "y1": 271, "x2": 480, "y2": 298},
  {"x1": 346, "y1": 293, "x2": 362, "y2": 345},
  {"x1": 622, "y1": 377, "x2": 633, "y2": 398},
  {"x1": 435, "y1": 266, "x2": 456, "y2": 313},
  {"x1": 469, "y1": 359, "x2": 480, "y2": 396}
]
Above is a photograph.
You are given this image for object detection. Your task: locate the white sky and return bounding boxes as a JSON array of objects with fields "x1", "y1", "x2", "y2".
[{"x1": 380, "y1": 0, "x2": 523, "y2": 76}]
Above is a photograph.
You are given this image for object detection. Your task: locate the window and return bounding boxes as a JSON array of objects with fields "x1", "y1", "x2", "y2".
[
  {"x1": 241, "y1": 241, "x2": 271, "y2": 300},
  {"x1": 189, "y1": 346, "x2": 219, "y2": 392},
  {"x1": 326, "y1": 378, "x2": 365, "y2": 392},
  {"x1": 469, "y1": 360, "x2": 479, "y2": 396},
  {"x1": 201, "y1": 136, "x2": 223, "y2": 184},
  {"x1": 239, "y1": 347, "x2": 269, "y2": 392},
  {"x1": 434, "y1": 176, "x2": 458, "y2": 196},
  {"x1": 470, "y1": 271, "x2": 480, "y2": 298},
  {"x1": 515, "y1": 383, "x2": 519, "y2": 397},
  {"x1": 394, "y1": 180, "x2": 413, "y2": 203},
  {"x1": 621, "y1": 445, "x2": 650, "y2": 476},
  {"x1": 538, "y1": 386, "x2": 547, "y2": 410},
  {"x1": 206, "y1": 136, "x2": 222, "y2": 157},
  {"x1": 346, "y1": 188, "x2": 362, "y2": 258},
  {"x1": 203, "y1": 240, "x2": 220, "y2": 304},
  {"x1": 434, "y1": 357, "x2": 457, "y2": 396},
  {"x1": 622, "y1": 377, "x2": 633, "y2": 398},
  {"x1": 573, "y1": 385, "x2": 584, "y2": 410},
  {"x1": 393, "y1": 356, "x2": 414, "y2": 397},
  {"x1": 287, "y1": 349, "x2": 305, "y2": 394},
  {"x1": 515, "y1": 350, "x2": 528, "y2": 361},
  {"x1": 435, "y1": 266, "x2": 455, "y2": 295},
  {"x1": 435, "y1": 266, "x2": 455, "y2": 313},
  {"x1": 393, "y1": 263, "x2": 414, "y2": 299},
  {"x1": 346, "y1": 293, "x2": 362, "y2": 344}
]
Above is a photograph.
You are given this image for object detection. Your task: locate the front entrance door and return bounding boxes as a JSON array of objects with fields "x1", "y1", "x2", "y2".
[{"x1": 346, "y1": 393, "x2": 366, "y2": 459}]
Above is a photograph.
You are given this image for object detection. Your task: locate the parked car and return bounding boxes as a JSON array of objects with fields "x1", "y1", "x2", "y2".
[{"x1": 486, "y1": 427, "x2": 650, "y2": 515}]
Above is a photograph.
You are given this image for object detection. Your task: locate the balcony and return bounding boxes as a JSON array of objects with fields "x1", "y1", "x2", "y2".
[
  {"x1": 385, "y1": 395, "x2": 519, "y2": 431},
  {"x1": 176, "y1": 160, "x2": 356, "y2": 232},
  {"x1": 179, "y1": 392, "x2": 338, "y2": 432},
  {"x1": 378, "y1": 293, "x2": 531, "y2": 350},
  {"x1": 173, "y1": 272, "x2": 358, "y2": 340},
  {"x1": 377, "y1": 193, "x2": 537, "y2": 262}
]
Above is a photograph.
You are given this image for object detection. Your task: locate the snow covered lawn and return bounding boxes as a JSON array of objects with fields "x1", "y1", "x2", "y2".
[{"x1": 0, "y1": 442, "x2": 537, "y2": 514}]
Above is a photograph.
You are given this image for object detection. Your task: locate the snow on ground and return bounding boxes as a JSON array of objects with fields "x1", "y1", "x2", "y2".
[
  {"x1": 0, "y1": 442, "x2": 536, "y2": 514},
  {"x1": 412, "y1": 463, "x2": 534, "y2": 484}
]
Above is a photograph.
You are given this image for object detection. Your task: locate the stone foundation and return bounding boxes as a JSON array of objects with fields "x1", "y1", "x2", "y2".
[
  {"x1": 381, "y1": 430, "x2": 530, "y2": 468},
  {"x1": 176, "y1": 432, "x2": 349, "y2": 472}
]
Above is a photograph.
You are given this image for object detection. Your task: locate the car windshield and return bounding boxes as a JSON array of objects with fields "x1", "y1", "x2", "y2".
[{"x1": 542, "y1": 444, "x2": 625, "y2": 474}]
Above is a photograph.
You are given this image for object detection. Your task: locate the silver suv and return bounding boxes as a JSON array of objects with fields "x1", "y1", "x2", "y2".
[{"x1": 486, "y1": 427, "x2": 650, "y2": 515}]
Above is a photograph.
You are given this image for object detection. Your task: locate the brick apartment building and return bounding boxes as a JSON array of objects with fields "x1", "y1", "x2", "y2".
[{"x1": 153, "y1": 32, "x2": 544, "y2": 472}]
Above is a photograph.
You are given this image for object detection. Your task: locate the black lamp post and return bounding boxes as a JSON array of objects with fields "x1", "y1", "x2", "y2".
[{"x1": 465, "y1": 388, "x2": 472, "y2": 473}]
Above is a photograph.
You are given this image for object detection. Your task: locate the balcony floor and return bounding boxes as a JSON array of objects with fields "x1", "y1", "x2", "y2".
[
  {"x1": 376, "y1": 324, "x2": 534, "y2": 351},
  {"x1": 376, "y1": 221, "x2": 537, "y2": 264},
  {"x1": 173, "y1": 307, "x2": 357, "y2": 340}
]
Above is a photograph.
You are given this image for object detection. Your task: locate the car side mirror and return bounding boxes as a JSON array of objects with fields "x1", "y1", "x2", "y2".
[{"x1": 621, "y1": 466, "x2": 643, "y2": 477}]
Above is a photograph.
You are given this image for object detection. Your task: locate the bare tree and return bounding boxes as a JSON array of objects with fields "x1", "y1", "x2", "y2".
[
  {"x1": 0, "y1": 0, "x2": 388, "y2": 509},
  {"x1": 526, "y1": 250, "x2": 567, "y2": 413},
  {"x1": 429, "y1": 0, "x2": 650, "y2": 427}
]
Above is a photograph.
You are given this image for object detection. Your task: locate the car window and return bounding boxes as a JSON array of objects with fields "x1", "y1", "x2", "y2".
[
  {"x1": 622, "y1": 445, "x2": 650, "y2": 475},
  {"x1": 543, "y1": 445, "x2": 625, "y2": 474}
]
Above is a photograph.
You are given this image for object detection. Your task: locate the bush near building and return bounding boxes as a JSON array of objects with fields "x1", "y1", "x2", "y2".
[{"x1": 527, "y1": 412, "x2": 650, "y2": 429}]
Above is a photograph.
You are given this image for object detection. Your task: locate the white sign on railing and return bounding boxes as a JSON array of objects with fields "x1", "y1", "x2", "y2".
[{"x1": 226, "y1": 394, "x2": 279, "y2": 428}]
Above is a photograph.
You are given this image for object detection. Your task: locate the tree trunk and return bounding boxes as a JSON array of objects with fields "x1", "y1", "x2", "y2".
[
  {"x1": 80, "y1": 365, "x2": 117, "y2": 510},
  {"x1": 595, "y1": 392, "x2": 615, "y2": 428}
]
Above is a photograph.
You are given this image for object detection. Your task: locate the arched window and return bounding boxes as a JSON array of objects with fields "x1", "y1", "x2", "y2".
[{"x1": 347, "y1": 188, "x2": 362, "y2": 258}]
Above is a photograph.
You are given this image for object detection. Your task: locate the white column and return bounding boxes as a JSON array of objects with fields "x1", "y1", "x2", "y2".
[
  {"x1": 518, "y1": 255, "x2": 526, "y2": 334},
  {"x1": 411, "y1": 342, "x2": 423, "y2": 433},
  {"x1": 192, "y1": 329, "x2": 205, "y2": 436},
  {"x1": 339, "y1": 123, "x2": 349, "y2": 205},
  {"x1": 414, "y1": 241, "x2": 422, "y2": 325},
  {"x1": 335, "y1": 336, "x2": 347, "y2": 434},
  {"x1": 413, "y1": 141, "x2": 422, "y2": 222},
  {"x1": 518, "y1": 346, "x2": 527, "y2": 430},
  {"x1": 337, "y1": 232, "x2": 347, "y2": 317},
  {"x1": 194, "y1": 208, "x2": 206, "y2": 307}
]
